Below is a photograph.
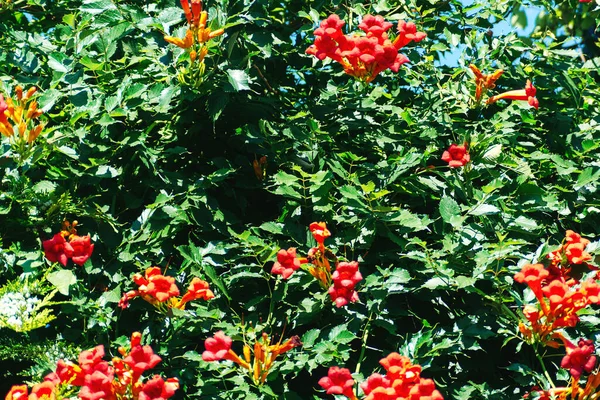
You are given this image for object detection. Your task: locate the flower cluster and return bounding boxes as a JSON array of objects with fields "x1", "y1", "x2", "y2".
[
  {"x1": 43, "y1": 220, "x2": 95, "y2": 267},
  {"x1": 515, "y1": 238, "x2": 599, "y2": 344},
  {"x1": 560, "y1": 338, "x2": 597, "y2": 380},
  {"x1": 202, "y1": 330, "x2": 301, "y2": 385},
  {"x1": 271, "y1": 222, "x2": 363, "y2": 308},
  {"x1": 441, "y1": 143, "x2": 470, "y2": 168},
  {"x1": 5, "y1": 332, "x2": 178, "y2": 400},
  {"x1": 515, "y1": 231, "x2": 600, "y2": 398},
  {"x1": 306, "y1": 14, "x2": 426, "y2": 83},
  {"x1": 319, "y1": 353, "x2": 443, "y2": 399},
  {"x1": 469, "y1": 64, "x2": 503, "y2": 103},
  {"x1": 0, "y1": 85, "x2": 45, "y2": 157},
  {"x1": 329, "y1": 261, "x2": 362, "y2": 307},
  {"x1": 526, "y1": 334, "x2": 600, "y2": 399},
  {"x1": 164, "y1": 0, "x2": 225, "y2": 85},
  {"x1": 119, "y1": 266, "x2": 214, "y2": 312},
  {"x1": 548, "y1": 230, "x2": 592, "y2": 268}
]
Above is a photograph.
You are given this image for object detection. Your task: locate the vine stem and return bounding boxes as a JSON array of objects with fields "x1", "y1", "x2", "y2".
[
  {"x1": 355, "y1": 311, "x2": 374, "y2": 375},
  {"x1": 534, "y1": 343, "x2": 556, "y2": 389}
]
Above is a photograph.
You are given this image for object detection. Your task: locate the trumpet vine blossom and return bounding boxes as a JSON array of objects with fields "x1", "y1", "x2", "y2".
[
  {"x1": 306, "y1": 14, "x2": 426, "y2": 83},
  {"x1": 202, "y1": 331, "x2": 301, "y2": 385},
  {"x1": 320, "y1": 353, "x2": 443, "y2": 399},
  {"x1": 119, "y1": 267, "x2": 214, "y2": 312},
  {"x1": 271, "y1": 222, "x2": 363, "y2": 308},
  {"x1": 5, "y1": 333, "x2": 178, "y2": 400},
  {"x1": 487, "y1": 79, "x2": 539, "y2": 109}
]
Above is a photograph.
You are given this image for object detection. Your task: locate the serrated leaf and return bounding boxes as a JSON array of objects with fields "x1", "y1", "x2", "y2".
[
  {"x1": 469, "y1": 204, "x2": 500, "y2": 216},
  {"x1": 301, "y1": 329, "x2": 320, "y2": 348},
  {"x1": 95, "y1": 165, "x2": 120, "y2": 178},
  {"x1": 575, "y1": 167, "x2": 600, "y2": 190},
  {"x1": 328, "y1": 326, "x2": 356, "y2": 344},
  {"x1": 32, "y1": 180, "x2": 57, "y2": 194},
  {"x1": 439, "y1": 196, "x2": 460, "y2": 222}
]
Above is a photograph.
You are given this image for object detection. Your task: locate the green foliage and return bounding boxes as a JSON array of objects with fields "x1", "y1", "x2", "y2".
[{"x1": 1, "y1": 0, "x2": 600, "y2": 398}]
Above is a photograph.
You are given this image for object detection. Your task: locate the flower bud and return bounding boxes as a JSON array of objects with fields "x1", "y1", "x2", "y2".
[{"x1": 25, "y1": 87, "x2": 37, "y2": 100}]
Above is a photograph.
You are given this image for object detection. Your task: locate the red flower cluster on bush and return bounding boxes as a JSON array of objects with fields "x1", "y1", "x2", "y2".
[
  {"x1": 202, "y1": 330, "x2": 301, "y2": 385},
  {"x1": 548, "y1": 230, "x2": 592, "y2": 267},
  {"x1": 515, "y1": 263, "x2": 600, "y2": 339},
  {"x1": 119, "y1": 266, "x2": 214, "y2": 311},
  {"x1": 271, "y1": 222, "x2": 363, "y2": 308},
  {"x1": 329, "y1": 261, "x2": 362, "y2": 307},
  {"x1": 514, "y1": 231, "x2": 600, "y2": 383},
  {"x1": 43, "y1": 220, "x2": 94, "y2": 267},
  {"x1": 319, "y1": 367, "x2": 357, "y2": 399},
  {"x1": 306, "y1": 14, "x2": 426, "y2": 83},
  {"x1": 271, "y1": 247, "x2": 305, "y2": 279},
  {"x1": 441, "y1": 143, "x2": 470, "y2": 168},
  {"x1": 560, "y1": 338, "x2": 597, "y2": 379},
  {"x1": 5, "y1": 332, "x2": 178, "y2": 400},
  {"x1": 319, "y1": 353, "x2": 443, "y2": 399}
]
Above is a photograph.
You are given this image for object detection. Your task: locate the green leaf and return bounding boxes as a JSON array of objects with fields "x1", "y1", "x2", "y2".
[
  {"x1": 32, "y1": 180, "x2": 57, "y2": 194},
  {"x1": 47, "y1": 53, "x2": 72, "y2": 73},
  {"x1": 226, "y1": 69, "x2": 251, "y2": 91},
  {"x1": 38, "y1": 89, "x2": 63, "y2": 112},
  {"x1": 439, "y1": 196, "x2": 461, "y2": 223},
  {"x1": 575, "y1": 167, "x2": 600, "y2": 190},
  {"x1": 95, "y1": 165, "x2": 121, "y2": 178},
  {"x1": 328, "y1": 325, "x2": 356, "y2": 344},
  {"x1": 469, "y1": 204, "x2": 500, "y2": 216},
  {"x1": 47, "y1": 269, "x2": 77, "y2": 296},
  {"x1": 301, "y1": 329, "x2": 320, "y2": 348}
]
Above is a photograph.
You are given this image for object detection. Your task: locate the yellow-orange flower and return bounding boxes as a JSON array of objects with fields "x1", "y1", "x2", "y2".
[
  {"x1": 164, "y1": 0, "x2": 225, "y2": 63},
  {"x1": 0, "y1": 86, "x2": 45, "y2": 145},
  {"x1": 468, "y1": 64, "x2": 503, "y2": 102}
]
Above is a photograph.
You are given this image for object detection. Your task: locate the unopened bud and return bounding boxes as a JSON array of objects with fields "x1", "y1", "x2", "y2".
[
  {"x1": 131, "y1": 331, "x2": 142, "y2": 347},
  {"x1": 15, "y1": 86, "x2": 23, "y2": 100},
  {"x1": 191, "y1": 0, "x2": 201, "y2": 26},
  {"x1": 28, "y1": 124, "x2": 43, "y2": 143},
  {"x1": 26, "y1": 101, "x2": 38, "y2": 119},
  {"x1": 243, "y1": 345, "x2": 251, "y2": 363},
  {"x1": 18, "y1": 122, "x2": 26, "y2": 136},
  {"x1": 24, "y1": 87, "x2": 37, "y2": 100},
  {"x1": 199, "y1": 10, "x2": 207, "y2": 28},
  {"x1": 198, "y1": 46, "x2": 208, "y2": 63},
  {"x1": 209, "y1": 28, "x2": 225, "y2": 39},
  {"x1": 14, "y1": 106, "x2": 23, "y2": 123}
]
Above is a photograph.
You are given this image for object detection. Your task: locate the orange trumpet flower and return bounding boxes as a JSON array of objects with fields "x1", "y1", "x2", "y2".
[{"x1": 487, "y1": 79, "x2": 539, "y2": 109}]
